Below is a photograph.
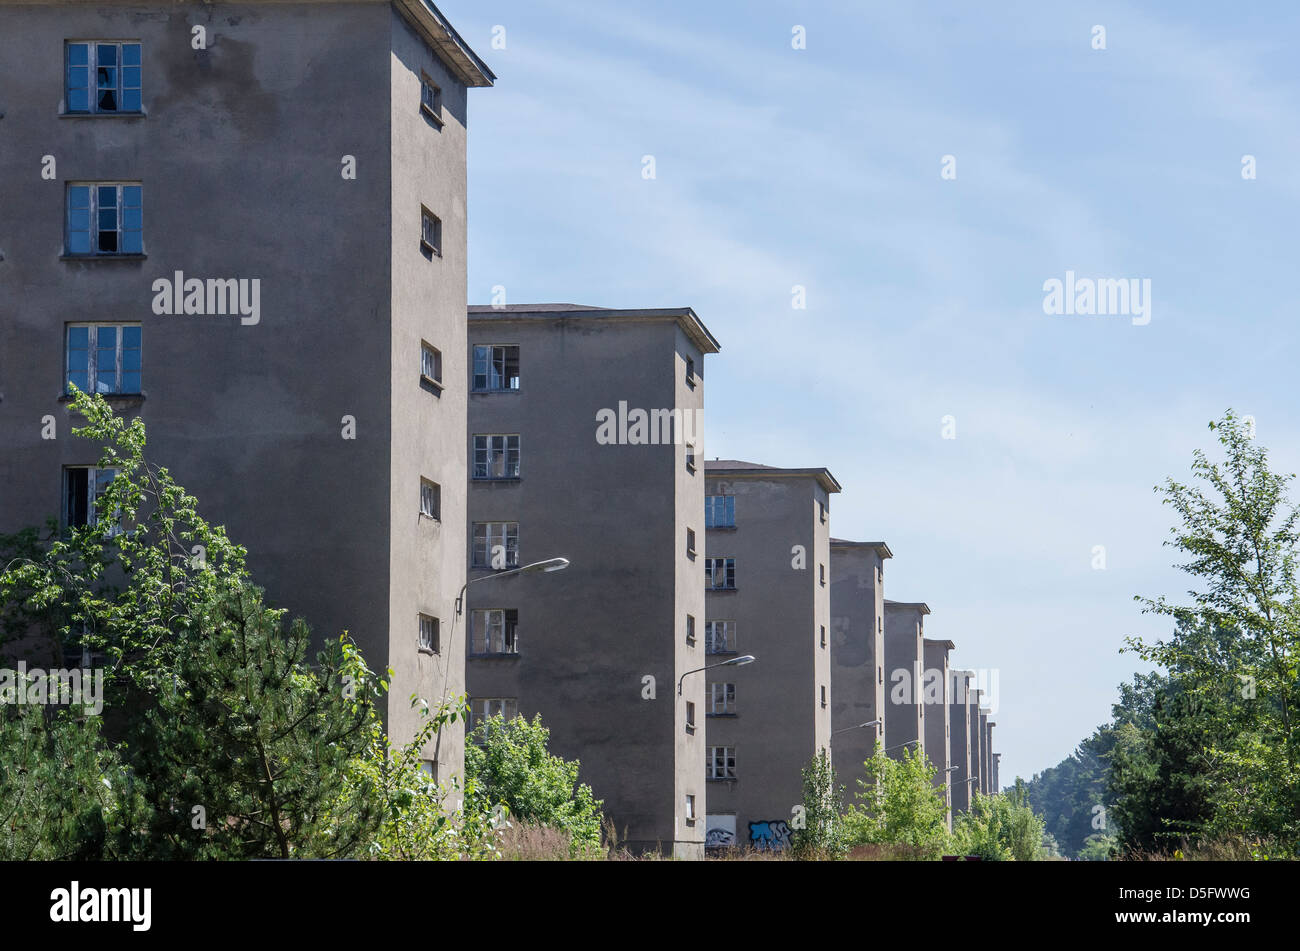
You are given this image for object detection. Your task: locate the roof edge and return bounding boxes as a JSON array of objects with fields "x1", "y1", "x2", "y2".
[
  {"x1": 705, "y1": 466, "x2": 841, "y2": 494},
  {"x1": 830, "y1": 539, "x2": 893, "y2": 558},
  {"x1": 468, "y1": 305, "x2": 721, "y2": 355},
  {"x1": 396, "y1": 0, "x2": 495, "y2": 87}
]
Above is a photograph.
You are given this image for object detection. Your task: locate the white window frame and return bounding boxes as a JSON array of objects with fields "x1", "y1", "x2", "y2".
[
  {"x1": 420, "y1": 206, "x2": 441, "y2": 256},
  {"x1": 472, "y1": 344, "x2": 520, "y2": 392},
  {"x1": 705, "y1": 619, "x2": 736, "y2": 654},
  {"x1": 63, "y1": 466, "x2": 121, "y2": 534},
  {"x1": 418, "y1": 613, "x2": 440, "y2": 653},
  {"x1": 707, "y1": 746, "x2": 736, "y2": 780},
  {"x1": 686, "y1": 443, "x2": 697, "y2": 473},
  {"x1": 470, "y1": 608, "x2": 519, "y2": 655},
  {"x1": 472, "y1": 434, "x2": 521, "y2": 480},
  {"x1": 65, "y1": 323, "x2": 142, "y2": 395},
  {"x1": 65, "y1": 40, "x2": 142, "y2": 115},
  {"x1": 685, "y1": 794, "x2": 697, "y2": 822},
  {"x1": 705, "y1": 556, "x2": 736, "y2": 590},
  {"x1": 473, "y1": 521, "x2": 519, "y2": 569},
  {"x1": 710, "y1": 682, "x2": 736, "y2": 716},
  {"x1": 473, "y1": 697, "x2": 518, "y2": 729},
  {"x1": 419, "y1": 479, "x2": 440, "y2": 520},
  {"x1": 421, "y1": 341, "x2": 443, "y2": 389},
  {"x1": 419, "y1": 72, "x2": 443, "y2": 124},
  {"x1": 66, "y1": 182, "x2": 142, "y2": 256}
]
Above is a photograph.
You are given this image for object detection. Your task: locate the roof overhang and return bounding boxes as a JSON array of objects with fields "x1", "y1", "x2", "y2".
[
  {"x1": 468, "y1": 306, "x2": 720, "y2": 355},
  {"x1": 885, "y1": 600, "x2": 931, "y2": 615},
  {"x1": 830, "y1": 539, "x2": 893, "y2": 558},
  {"x1": 923, "y1": 638, "x2": 956, "y2": 651},
  {"x1": 395, "y1": 0, "x2": 495, "y2": 86},
  {"x1": 706, "y1": 466, "x2": 841, "y2": 495}
]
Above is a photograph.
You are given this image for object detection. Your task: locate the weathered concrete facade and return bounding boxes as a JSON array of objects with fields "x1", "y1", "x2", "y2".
[
  {"x1": 883, "y1": 600, "x2": 928, "y2": 759},
  {"x1": 703, "y1": 461, "x2": 838, "y2": 851},
  {"x1": 464, "y1": 305, "x2": 719, "y2": 857},
  {"x1": 923, "y1": 637, "x2": 953, "y2": 826},
  {"x1": 969, "y1": 688, "x2": 985, "y2": 797},
  {"x1": 828, "y1": 539, "x2": 891, "y2": 795},
  {"x1": 0, "y1": 0, "x2": 492, "y2": 777},
  {"x1": 948, "y1": 670, "x2": 974, "y2": 814}
]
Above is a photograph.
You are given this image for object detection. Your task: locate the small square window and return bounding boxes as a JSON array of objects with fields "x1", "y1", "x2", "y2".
[
  {"x1": 421, "y1": 342, "x2": 443, "y2": 389},
  {"x1": 418, "y1": 613, "x2": 440, "y2": 653},
  {"x1": 819, "y1": 625, "x2": 826, "y2": 648},
  {"x1": 420, "y1": 760, "x2": 437, "y2": 782},
  {"x1": 420, "y1": 207, "x2": 442, "y2": 256},
  {"x1": 686, "y1": 614, "x2": 696, "y2": 645},
  {"x1": 66, "y1": 41, "x2": 142, "y2": 115},
  {"x1": 472, "y1": 345, "x2": 520, "y2": 392},
  {"x1": 64, "y1": 466, "x2": 122, "y2": 533},
  {"x1": 685, "y1": 702, "x2": 696, "y2": 732},
  {"x1": 686, "y1": 356, "x2": 696, "y2": 389},
  {"x1": 66, "y1": 182, "x2": 142, "y2": 256},
  {"x1": 685, "y1": 794, "x2": 697, "y2": 823},
  {"x1": 420, "y1": 479, "x2": 440, "y2": 520},
  {"x1": 819, "y1": 564, "x2": 826, "y2": 587},
  {"x1": 687, "y1": 528, "x2": 696, "y2": 559}
]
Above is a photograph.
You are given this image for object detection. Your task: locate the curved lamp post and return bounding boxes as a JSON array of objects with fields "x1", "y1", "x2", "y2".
[
  {"x1": 455, "y1": 557, "x2": 570, "y2": 615},
  {"x1": 677, "y1": 654, "x2": 755, "y2": 695}
]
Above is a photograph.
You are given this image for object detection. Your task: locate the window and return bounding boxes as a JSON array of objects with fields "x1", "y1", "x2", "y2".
[
  {"x1": 419, "y1": 73, "x2": 442, "y2": 123},
  {"x1": 820, "y1": 625, "x2": 827, "y2": 648},
  {"x1": 685, "y1": 702, "x2": 696, "y2": 732},
  {"x1": 418, "y1": 614, "x2": 440, "y2": 653},
  {"x1": 686, "y1": 444, "x2": 697, "y2": 473},
  {"x1": 66, "y1": 324, "x2": 141, "y2": 395},
  {"x1": 419, "y1": 479, "x2": 440, "y2": 520},
  {"x1": 710, "y1": 682, "x2": 735, "y2": 715},
  {"x1": 62, "y1": 622, "x2": 106, "y2": 668},
  {"x1": 66, "y1": 41, "x2": 141, "y2": 114},
  {"x1": 705, "y1": 495, "x2": 735, "y2": 529},
  {"x1": 64, "y1": 466, "x2": 120, "y2": 532},
  {"x1": 473, "y1": 521, "x2": 519, "y2": 569},
  {"x1": 818, "y1": 500, "x2": 827, "y2": 524},
  {"x1": 686, "y1": 356, "x2": 696, "y2": 389},
  {"x1": 687, "y1": 528, "x2": 697, "y2": 559},
  {"x1": 707, "y1": 746, "x2": 736, "y2": 780},
  {"x1": 419, "y1": 760, "x2": 437, "y2": 782},
  {"x1": 705, "y1": 620, "x2": 736, "y2": 654},
  {"x1": 66, "y1": 183, "x2": 142, "y2": 256},
  {"x1": 470, "y1": 608, "x2": 519, "y2": 654},
  {"x1": 420, "y1": 207, "x2": 441, "y2": 255},
  {"x1": 472, "y1": 697, "x2": 517, "y2": 730},
  {"x1": 685, "y1": 794, "x2": 696, "y2": 823},
  {"x1": 819, "y1": 563, "x2": 826, "y2": 587},
  {"x1": 878, "y1": 665, "x2": 883, "y2": 685},
  {"x1": 878, "y1": 616, "x2": 883, "y2": 634},
  {"x1": 820, "y1": 685, "x2": 828, "y2": 708},
  {"x1": 472, "y1": 434, "x2": 521, "y2": 479},
  {"x1": 878, "y1": 565, "x2": 883, "y2": 585},
  {"x1": 421, "y1": 342, "x2": 443, "y2": 388},
  {"x1": 705, "y1": 557, "x2": 735, "y2": 590},
  {"x1": 686, "y1": 614, "x2": 696, "y2": 645},
  {"x1": 472, "y1": 345, "x2": 520, "y2": 392}
]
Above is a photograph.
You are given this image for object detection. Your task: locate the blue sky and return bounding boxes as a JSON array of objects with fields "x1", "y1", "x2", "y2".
[{"x1": 450, "y1": 0, "x2": 1300, "y2": 784}]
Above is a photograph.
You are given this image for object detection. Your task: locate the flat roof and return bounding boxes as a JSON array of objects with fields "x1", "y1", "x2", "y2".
[
  {"x1": 468, "y1": 304, "x2": 721, "y2": 355},
  {"x1": 395, "y1": 0, "x2": 496, "y2": 86},
  {"x1": 830, "y1": 538, "x2": 893, "y2": 558},
  {"x1": 923, "y1": 638, "x2": 956, "y2": 651},
  {"x1": 885, "y1": 599, "x2": 931, "y2": 615},
  {"x1": 704, "y1": 460, "x2": 841, "y2": 494}
]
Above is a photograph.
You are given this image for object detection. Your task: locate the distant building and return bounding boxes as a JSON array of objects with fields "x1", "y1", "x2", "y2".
[
  {"x1": 884, "y1": 600, "x2": 929, "y2": 759},
  {"x1": 923, "y1": 638, "x2": 955, "y2": 827}
]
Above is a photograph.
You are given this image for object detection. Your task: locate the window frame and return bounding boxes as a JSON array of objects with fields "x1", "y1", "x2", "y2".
[
  {"x1": 471, "y1": 344, "x2": 521, "y2": 393},
  {"x1": 65, "y1": 40, "x2": 143, "y2": 115},
  {"x1": 63, "y1": 465, "x2": 122, "y2": 534},
  {"x1": 472, "y1": 521, "x2": 520, "y2": 569},
  {"x1": 707, "y1": 746, "x2": 737, "y2": 781},
  {"x1": 705, "y1": 556, "x2": 736, "y2": 591},
  {"x1": 419, "y1": 72, "x2": 443, "y2": 125},
  {"x1": 705, "y1": 619, "x2": 736, "y2": 655},
  {"x1": 419, "y1": 478, "x2": 441, "y2": 521},
  {"x1": 472, "y1": 433, "x2": 521, "y2": 480},
  {"x1": 469, "y1": 607, "x2": 520, "y2": 656},
  {"x1": 418, "y1": 613, "x2": 440, "y2": 654},
  {"x1": 705, "y1": 495, "x2": 735, "y2": 529},
  {"x1": 65, "y1": 323, "x2": 142, "y2": 396},
  {"x1": 420, "y1": 341, "x2": 443, "y2": 391},
  {"x1": 65, "y1": 182, "x2": 143, "y2": 257},
  {"x1": 709, "y1": 682, "x2": 736, "y2": 716},
  {"x1": 420, "y1": 206, "x2": 442, "y2": 256}
]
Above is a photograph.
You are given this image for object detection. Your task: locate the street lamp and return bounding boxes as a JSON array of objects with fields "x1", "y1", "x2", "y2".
[
  {"x1": 883, "y1": 739, "x2": 921, "y2": 753},
  {"x1": 455, "y1": 557, "x2": 570, "y2": 615},
  {"x1": 677, "y1": 654, "x2": 755, "y2": 695},
  {"x1": 831, "y1": 719, "x2": 882, "y2": 737}
]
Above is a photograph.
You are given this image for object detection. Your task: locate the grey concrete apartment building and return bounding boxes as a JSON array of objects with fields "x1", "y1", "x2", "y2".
[
  {"x1": 463, "y1": 304, "x2": 719, "y2": 857},
  {"x1": 828, "y1": 538, "x2": 892, "y2": 798},
  {"x1": 923, "y1": 637, "x2": 954, "y2": 825},
  {"x1": 982, "y1": 714, "x2": 996, "y2": 795},
  {"x1": 883, "y1": 600, "x2": 929, "y2": 759},
  {"x1": 702, "y1": 461, "x2": 838, "y2": 851},
  {"x1": 949, "y1": 669, "x2": 975, "y2": 814},
  {"x1": 0, "y1": 0, "x2": 493, "y2": 777}
]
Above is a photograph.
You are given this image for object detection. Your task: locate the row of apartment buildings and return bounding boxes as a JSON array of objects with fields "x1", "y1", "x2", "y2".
[{"x1": 0, "y1": 0, "x2": 1001, "y2": 857}]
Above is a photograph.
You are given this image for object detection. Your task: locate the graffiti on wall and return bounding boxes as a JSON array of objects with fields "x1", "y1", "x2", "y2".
[
  {"x1": 748, "y1": 820, "x2": 793, "y2": 851},
  {"x1": 705, "y1": 828, "x2": 736, "y2": 849}
]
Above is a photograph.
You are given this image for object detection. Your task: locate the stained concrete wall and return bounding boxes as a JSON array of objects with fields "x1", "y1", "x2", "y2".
[
  {"x1": 703, "y1": 466, "x2": 834, "y2": 851},
  {"x1": 465, "y1": 310, "x2": 711, "y2": 855},
  {"x1": 829, "y1": 541, "x2": 888, "y2": 798},
  {"x1": 884, "y1": 601, "x2": 926, "y2": 758},
  {"x1": 923, "y1": 638, "x2": 952, "y2": 826},
  {"x1": 949, "y1": 671, "x2": 974, "y2": 814}
]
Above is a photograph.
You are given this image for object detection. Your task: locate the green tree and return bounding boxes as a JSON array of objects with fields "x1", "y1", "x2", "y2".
[
  {"x1": 1130, "y1": 410, "x2": 1300, "y2": 852},
  {"x1": 465, "y1": 713, "x2": 604, "y2": 856},
  {"x1": 841, "y1": 743, "x2": 949, "y2": 860},
  {"x1": 792, "y1": 747, "x2": 846, "y2": 858}
]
